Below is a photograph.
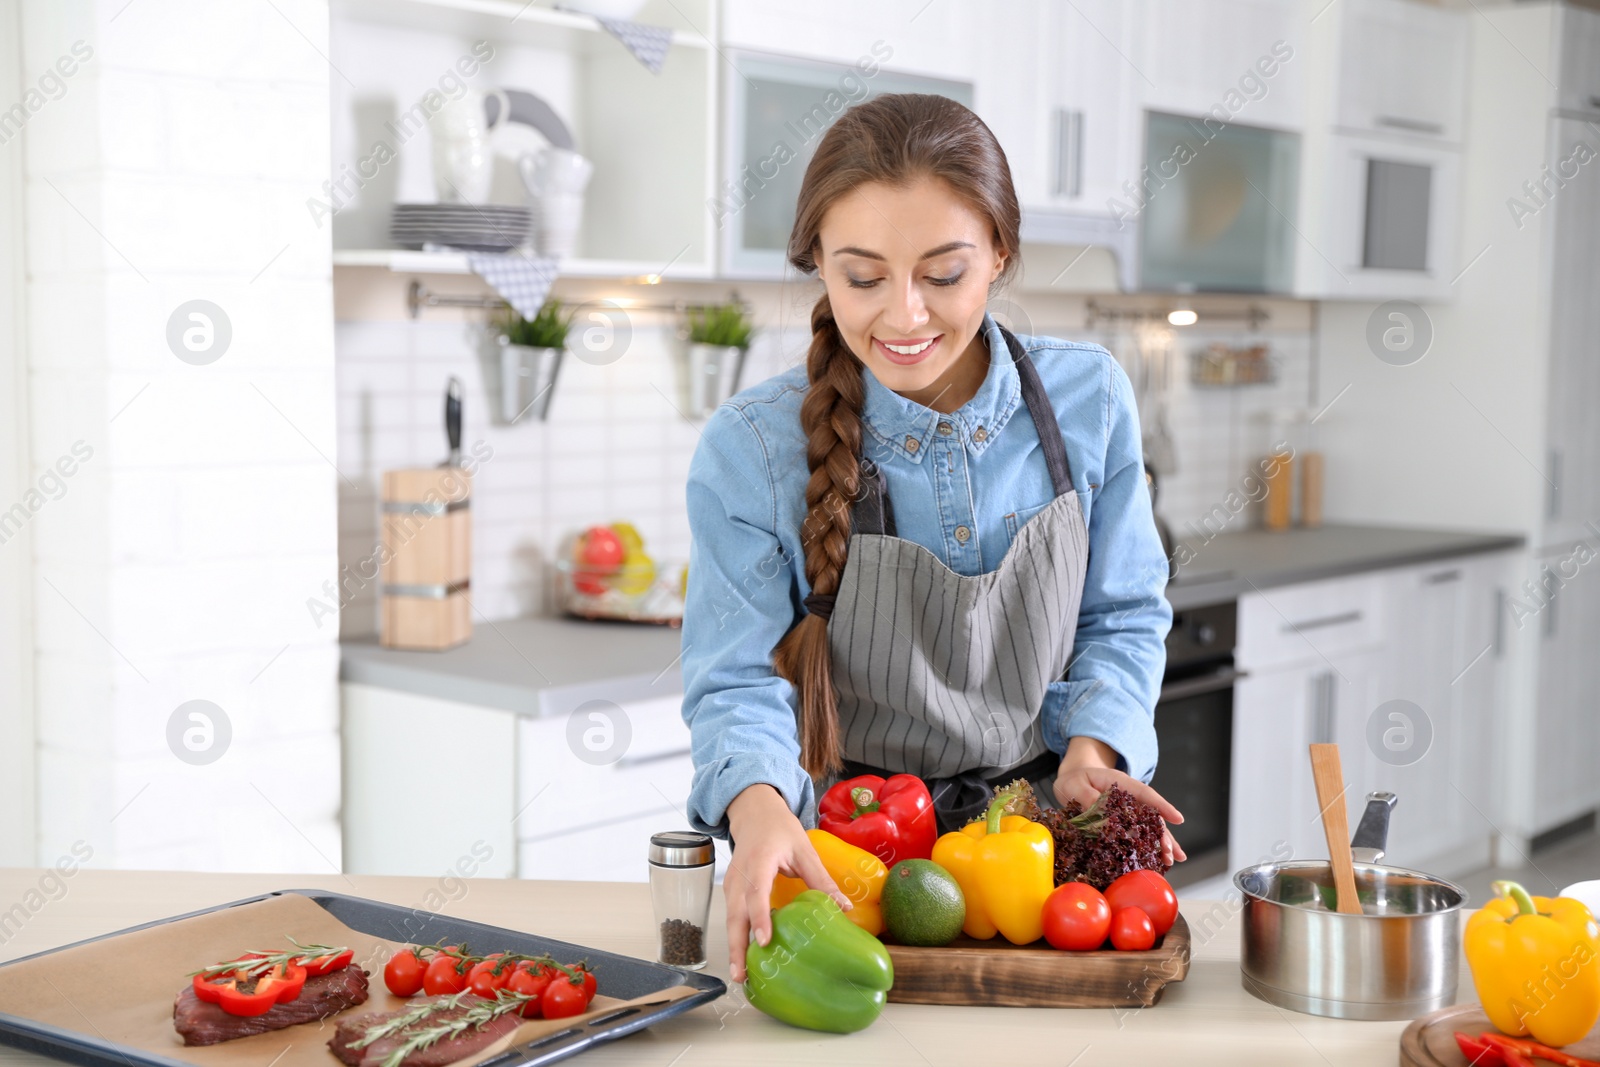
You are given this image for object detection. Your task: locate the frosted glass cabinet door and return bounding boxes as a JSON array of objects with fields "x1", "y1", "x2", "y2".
[{"x1": 721, "y1": 51, "x2": 972, "y2": 277}]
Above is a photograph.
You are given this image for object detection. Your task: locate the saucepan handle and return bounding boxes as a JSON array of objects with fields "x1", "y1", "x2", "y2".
[{"x1": 1350, "y1": 791, "x2": 1397, "y2": 864}]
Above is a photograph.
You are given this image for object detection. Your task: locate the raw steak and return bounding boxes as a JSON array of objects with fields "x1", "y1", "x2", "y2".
[
  {"x1": 173, "y1": 965, "x2": 370, "y2": 1046},
  {"x1": 327, "y1": 995, "x2": 523, "y2": 1067}
]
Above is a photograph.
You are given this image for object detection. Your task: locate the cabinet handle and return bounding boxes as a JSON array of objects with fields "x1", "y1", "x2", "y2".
[
  {"x1": 1424, "y1": 569, "x2": 1462, "y2": 585},
  {"x1": 1054, "y1": 108, "x2": 1083, "y2": 198},
  {"x1": 1542, "y1": 565, "x2": 1558, "y2": 639},
  {"x1": 1548, "y1": 449, "x2": 1562, "y2": 520},
  {"x1": 1307, "y1": 670, "x2": 1335, "y2": 745},
  {"x1": 1376, "y1": 115, "x2": 1445, "y2": 135},
  {"x1": 1280, "y1": 609, "x2": 1363, "y2": 634},
  {"x1": 1493, "y1": 586, "x2": 1505, "y2": 657}
]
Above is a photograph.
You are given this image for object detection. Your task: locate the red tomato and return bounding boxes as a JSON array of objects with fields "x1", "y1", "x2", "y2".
[
  {"x1": 1104, "y1": 870, "x2": 1179, "y2": 936},
  {"x1": 383, "y1": 949, "x2": 427, "y2": 997},
  {"x1": 576, "y1": 964, "x2": 597, "y2": 1000},
  {"x1": 541, "y1": 978, "x2": 589, "y2": 1019},
  {"x1": 1110, "y1": 906, "x2": 1156, "y2": 951},
  {"x1": 422, "y1": 953, "x2": 470, "y2": 995},
  {"x1": 579, "y1": 527, "x2": 625, "y2": 568},
  {"x1": 506, "y1": 965, "x2": 550, "y2": 1018},
  {"x1": 1041, "y1": 882, "x2": 1112, "y2": 951}
]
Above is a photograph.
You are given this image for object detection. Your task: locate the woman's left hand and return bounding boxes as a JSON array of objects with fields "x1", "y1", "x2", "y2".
[{"x1": 1054, "y1": 738, "x2": 1187, "y2": 867}]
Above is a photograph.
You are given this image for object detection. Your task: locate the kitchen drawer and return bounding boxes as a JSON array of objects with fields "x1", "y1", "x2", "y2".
[
  {"x1": 1236, "y1": 574, "x2": 1386, "y2": 671},
  {"x1": 515, "y1": 695, "x2": 697, "y2": 838},
  {"x1": 518, "y1": 809, "x2": 731, "y2": 883}
]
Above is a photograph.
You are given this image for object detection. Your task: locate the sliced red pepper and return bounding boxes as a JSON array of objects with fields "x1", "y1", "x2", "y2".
[
  {"x1": 201, "y1": 963, "x2": 307, "y2": 1017},
  {"x1": 294, "y1": 948, "x2": 353, "y2": 977},
  {"x1": 1454, "y1": 1031, "x2": 1507, "y2": 1066},
  {"x1": 1482, "y1": 1033, "x2": 1600, "y2": 1067}
]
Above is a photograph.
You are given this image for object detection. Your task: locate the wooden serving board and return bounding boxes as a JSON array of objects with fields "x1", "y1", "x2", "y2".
[
  {"x1": 1400, "y1": 1003, "x2": 1600, "y2": 1065},
  {"x1": 883, "y1": 915, "x2": 1190, "y2": 1007}
]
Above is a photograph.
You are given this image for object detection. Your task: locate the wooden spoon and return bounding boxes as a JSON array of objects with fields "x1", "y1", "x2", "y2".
[{"x1": 1309, "y1": 743, "x2": 1363, "y2": 915}]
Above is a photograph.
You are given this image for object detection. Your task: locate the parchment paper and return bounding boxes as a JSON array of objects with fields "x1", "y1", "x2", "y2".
[{"x1": 0, "y1": 894, "x2": 699, "y2": 1067}]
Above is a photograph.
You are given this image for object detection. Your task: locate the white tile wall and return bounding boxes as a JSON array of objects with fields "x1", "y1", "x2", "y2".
[
  {"x1": 20, "y1": 0, "x2": 341, "y2": 872},
  {"x1": 333, "y1": 314, "x2": 797, "y2": 634}
]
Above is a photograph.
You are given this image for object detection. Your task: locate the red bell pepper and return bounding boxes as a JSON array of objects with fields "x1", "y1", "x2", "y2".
[
  {"x1": 192, "y1": 961, "x2": 306, "y2": 1017},
  {"x1": 818, "y1": 773, "x2": 936, "y2": 868}
]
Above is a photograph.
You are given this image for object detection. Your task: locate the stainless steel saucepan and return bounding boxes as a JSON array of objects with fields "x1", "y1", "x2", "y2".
[{"x1": 1234, "y1": 791, "x2": 1469, "y2": 1021}]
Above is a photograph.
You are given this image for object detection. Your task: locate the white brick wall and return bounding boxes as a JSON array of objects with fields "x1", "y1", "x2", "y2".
[{"x1": 21, "y1": 0, "x2": 340, "y2": 872}]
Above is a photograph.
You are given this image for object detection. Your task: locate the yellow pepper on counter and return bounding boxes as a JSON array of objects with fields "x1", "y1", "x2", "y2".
[
  {"x1": 770, "y1": 828, "x2": 887, "y2": 936},
  {"x1": 1464, "y1": 880, "x2": 1600, "y2": 1047},
  {"x1": 930, "y1": 785, "x2": 1054, "y2": 945}
]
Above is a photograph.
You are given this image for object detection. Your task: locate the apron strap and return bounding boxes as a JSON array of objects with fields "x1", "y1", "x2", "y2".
[{"x1": 852, "y1": 324, "x2": 1076, "y2": 539}]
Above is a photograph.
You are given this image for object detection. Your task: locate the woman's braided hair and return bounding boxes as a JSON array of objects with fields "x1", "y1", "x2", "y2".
[{"x1": 773, "y1": 93, "x2": 1022, "y2": 778}]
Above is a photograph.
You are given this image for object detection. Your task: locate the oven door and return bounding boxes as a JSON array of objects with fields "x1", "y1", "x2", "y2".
[{"x1": 1149, "y1": 664, "x2": 1240, "y2": 886}]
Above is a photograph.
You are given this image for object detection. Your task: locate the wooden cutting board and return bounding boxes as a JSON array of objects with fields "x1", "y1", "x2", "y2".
[
  {"x1": 883, "y1": 915, "x2": 1190, "y2": 1007},
  {"x1": 1400, "y1": 1003, "x2": 1600, "y2": 1065}
]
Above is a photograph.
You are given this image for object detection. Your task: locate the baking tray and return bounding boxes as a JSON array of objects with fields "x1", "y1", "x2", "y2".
[{"x1": 0, "y1": 888, "x2": 724, "y2": 1067}]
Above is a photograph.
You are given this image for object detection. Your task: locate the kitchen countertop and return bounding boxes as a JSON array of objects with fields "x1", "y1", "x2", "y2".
[
  {"x1": 340, "y1": 525, "x2": 1525, "y2": 710},
  {"x1": 1165, "y1": 522, "x2": 1524, "y2": 610},
  {"x1": 0, "y1": 869, "x2": 1455, "y2": 1066},
  {"x1": 340, "y1": 616, "x2": 684, "y2": 716}
]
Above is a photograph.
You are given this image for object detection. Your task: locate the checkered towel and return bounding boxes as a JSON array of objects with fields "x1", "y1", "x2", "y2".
[
  {"x1": 467, "y1": 253, "x2": 561, "y2": 320},
  {"x1": 555, "y1": 6, "x2": 672, "y2": 74}
]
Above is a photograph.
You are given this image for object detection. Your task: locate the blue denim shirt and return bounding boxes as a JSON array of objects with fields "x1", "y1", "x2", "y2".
[{"x1": 680, "y1": 312, "x2": 1172, "y2": 838}]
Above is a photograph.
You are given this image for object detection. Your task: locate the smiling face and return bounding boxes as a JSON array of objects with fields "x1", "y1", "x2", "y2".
[{"x1": 815, "y1": 176, "x2": 1008, "y2": 411}]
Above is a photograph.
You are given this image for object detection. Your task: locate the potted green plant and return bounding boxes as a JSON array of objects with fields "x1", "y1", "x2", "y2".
[
  {"x1": 496, "y1": 299, "x2": 573, "y2": 423},
  {"x1": 677, "y1": 301, "x2": 755, "y2": 419}
]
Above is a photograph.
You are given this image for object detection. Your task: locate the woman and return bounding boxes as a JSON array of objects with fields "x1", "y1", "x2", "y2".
[{"x1": 680, "y1": 93, "x2": 1180, "y2": 981}]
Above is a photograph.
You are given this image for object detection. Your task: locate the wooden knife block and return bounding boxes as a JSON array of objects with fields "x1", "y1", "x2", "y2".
[{"x1": 380, "y1": 467, "x2": 472, "y2": 650}]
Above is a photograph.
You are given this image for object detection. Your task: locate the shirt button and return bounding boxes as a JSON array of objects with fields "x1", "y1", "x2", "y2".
[
  {"x1": 936, "y1": 421, "x2": 954, "y2": 436},
  {"x1": 954, "y1": 525, "x2": 971, "y2": 543},
  {"x1": 905, "y1": 436, "x2": 920, "y2": 453},
  {"x1": 973, "y1": 426, "x2": 988, "y2": 443}
]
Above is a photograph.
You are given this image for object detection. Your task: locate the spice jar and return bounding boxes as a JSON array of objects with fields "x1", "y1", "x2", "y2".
[{"x1": 648, "y1": 830, "x2": 714, "y2": 970}]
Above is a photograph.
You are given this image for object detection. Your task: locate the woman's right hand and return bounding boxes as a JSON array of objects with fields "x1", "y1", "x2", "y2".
[{"x1": 723, "y1": 783, "x2": 851, "y2": 982}]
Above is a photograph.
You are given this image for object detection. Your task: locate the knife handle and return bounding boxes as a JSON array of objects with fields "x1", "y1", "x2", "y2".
[{"x1": 445, "y1": 376, "x2": 463, "y2": 464}]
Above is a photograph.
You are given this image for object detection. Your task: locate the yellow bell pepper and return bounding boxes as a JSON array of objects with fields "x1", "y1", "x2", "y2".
[
  {"x1": 1464, "y1": 880, "x2": 1600, "y2": 1047},
  {"x1": 930, "y1": 785, "x2": 1054, "y2": 945},
  {"x1": 770, "y1": 828, "x2": 887, "y2": 936}
]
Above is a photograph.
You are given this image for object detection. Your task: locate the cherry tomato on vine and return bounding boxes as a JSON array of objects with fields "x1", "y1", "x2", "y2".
[
  {"x1": 422, "y1": 953, "x2": 470, "y2": 995},
  {"x1": 541, "y1": 978, "x2": 590, "y2": 1019},
  {"x1": 383, "y1": 949, "x2": 427, "y2": 996},
  {"x1": 506, "y1": 964, "x2": 551, "y2": 1018}
]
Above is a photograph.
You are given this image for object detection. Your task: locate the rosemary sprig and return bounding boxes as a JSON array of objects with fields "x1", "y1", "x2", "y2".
[
  {"x1": 348, "y1": 992, "x2": 470, "y2": 1051},
  {"x1": 188, "y1": 937, "x2": 350, "y2": 979},
  {"x1": 373, "y1": 991, "x2": 535, "y2": 1067}
]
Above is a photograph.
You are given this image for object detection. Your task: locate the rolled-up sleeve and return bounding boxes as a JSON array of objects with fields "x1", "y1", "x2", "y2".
[
  {"x1": 1039, "y1": 356, "x2": 1172, "y2": 782},
  {"x1": 680, "y1": 403, "x2": 815, "y2": 838}
]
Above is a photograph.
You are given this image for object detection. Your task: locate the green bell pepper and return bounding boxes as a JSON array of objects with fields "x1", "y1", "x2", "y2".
[{"x1": 744, "y1": 889, "x2": 894, "y2": 1033}]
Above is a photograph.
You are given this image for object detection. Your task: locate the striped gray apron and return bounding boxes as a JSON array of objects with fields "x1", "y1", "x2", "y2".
[{"x1": 819, "y1": 326, "x2": 1090, "y2": 835}]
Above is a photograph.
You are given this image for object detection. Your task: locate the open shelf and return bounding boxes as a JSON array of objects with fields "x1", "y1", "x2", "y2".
[
  {"x1": 332, "y1": 248, "x2": 715, "y2": 280},
  {"x1": 331, "y1": 0, "x2": 714, "y2": 53}
]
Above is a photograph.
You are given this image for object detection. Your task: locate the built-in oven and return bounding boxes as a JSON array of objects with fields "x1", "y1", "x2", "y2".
[{"x1": 1149, "y1": 600, "x2": 1239, "y2": 887}]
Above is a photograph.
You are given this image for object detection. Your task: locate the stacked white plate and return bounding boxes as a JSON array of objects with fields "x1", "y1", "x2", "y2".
[{"x1": 390, "y1": 203, "x2": 532, "y2": 252}]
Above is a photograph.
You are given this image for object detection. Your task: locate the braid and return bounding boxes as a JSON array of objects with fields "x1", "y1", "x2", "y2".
[{"x1": 772, "y1": 293, "x2": 863, "y2": 778}]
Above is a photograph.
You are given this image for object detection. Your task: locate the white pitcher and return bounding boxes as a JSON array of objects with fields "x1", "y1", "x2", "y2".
[{"x1": 429, "y1": 87, "x2": 512, "y2": 204}]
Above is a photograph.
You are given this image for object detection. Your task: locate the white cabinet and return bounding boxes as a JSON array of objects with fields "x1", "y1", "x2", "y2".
[
  {"x1": 1335, "y1": 0, "x2": 1469, "y2": 143},
  {"x1": 1232, "y1": 556, "x2": 1508, "y2": 877},
  {"x1": 973, "y1": 0, "x2": 1136, "y2": 217},
  {"x1": 343, "y1": 685, "x2": 728, "y2": 881},
  {"x1": 1134, "y1": 0, "x2": 1304, "y2": 133},
  {"x1": 1540, "y1": 117, "x2": 1600, "y2": 550},
  {"x1": 1529, "y1": 546, "x2": 1600, "y2": 833},
  {"x1": 719, "y1": 0, "x2": 976, "y2": 80},
  {"x1": 1557, "y1": 5, "x2": 1600, "y2": 116}
]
